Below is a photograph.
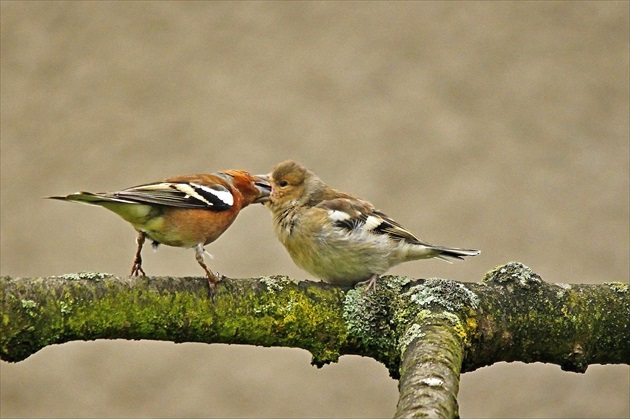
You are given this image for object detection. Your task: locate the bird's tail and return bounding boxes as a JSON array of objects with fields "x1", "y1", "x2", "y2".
[
  {"x1": 430, "y1": 245, "x2": 480, "y2": 263},
  {"x1": 47, "y1": 192, "x2": 136, "y2": 206},
  {"x1": 48, "y1": 192, "x2": 154, "y2": 227}
]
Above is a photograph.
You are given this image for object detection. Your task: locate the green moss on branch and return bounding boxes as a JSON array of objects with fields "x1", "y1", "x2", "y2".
[{"x1": 2, "y1": 262, "x2": 628, "y2": 377}]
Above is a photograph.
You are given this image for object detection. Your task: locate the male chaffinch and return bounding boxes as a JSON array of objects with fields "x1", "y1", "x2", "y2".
[
  {"x1": 49, "y1": 170, "x2": 271, "y2": 292},
  {"x1": 262, "y1": 160, "x2": 479, "y2": 289}
]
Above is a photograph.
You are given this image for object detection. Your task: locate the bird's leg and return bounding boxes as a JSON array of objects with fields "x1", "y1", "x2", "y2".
[
  {"x1": 195, "y1": 244, "x2": 221, "y2": 294},
  {"x1": 131, "y1": 231, "x2": 147, "y2": 276},
  {"x1": 356, "y1": 274, "x2": 379, "y2": 292}
]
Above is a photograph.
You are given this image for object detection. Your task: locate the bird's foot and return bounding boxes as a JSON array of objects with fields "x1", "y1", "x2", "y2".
[
  {"x1": 356, "y1": 274, "x2": 379, "y2": 292},
  {"x1": 195, "y1": 244, "x2": 223, "y2": 297},
  {"x1": 205, "y1": 270, "x2": 224, "y2": 295},
  {"x1": 130, "y1": 262, "x2": 146, "y2": 277},
  {"x1": 131, "y1": 231, "x2": 147, "y2": 276}
]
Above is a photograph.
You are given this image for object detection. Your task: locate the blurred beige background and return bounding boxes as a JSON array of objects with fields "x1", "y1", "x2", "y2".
[{"x1": 1, "y1": 2, "x2": 628, "y2": 418}]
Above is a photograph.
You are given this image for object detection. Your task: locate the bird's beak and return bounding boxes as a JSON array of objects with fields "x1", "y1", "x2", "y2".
[{"x1": 253, "y1": 174, "x2": 271, "y2": 203}]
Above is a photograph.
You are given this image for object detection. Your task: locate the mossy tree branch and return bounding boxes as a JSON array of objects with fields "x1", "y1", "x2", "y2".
[
  {"x1": 395, "y1": 320, "x2": 464, "y2": 418},
  {"x1": 1, "y1": 263, "x2": 629, "y2": 418}
]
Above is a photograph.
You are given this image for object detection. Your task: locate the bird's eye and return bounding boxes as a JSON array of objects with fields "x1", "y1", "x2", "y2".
[{"x1": 278, "y1": 180, "x2": 289, "y2": 187}]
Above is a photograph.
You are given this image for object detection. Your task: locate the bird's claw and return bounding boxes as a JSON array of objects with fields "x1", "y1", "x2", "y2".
[
  {"x1": 130, "y1": 263, "x2": 146, "y2": 277},
  {"x1": 357, "y1": 274, "x2": 379, "y2": 292}
]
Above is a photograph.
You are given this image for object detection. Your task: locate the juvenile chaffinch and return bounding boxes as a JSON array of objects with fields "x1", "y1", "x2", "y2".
[
  {"x1": 262, "y1": 160, "x2": 479, "y2": 289},
  {"x1": 49, "y1": 170, "x2": 271, "y2": 292}
]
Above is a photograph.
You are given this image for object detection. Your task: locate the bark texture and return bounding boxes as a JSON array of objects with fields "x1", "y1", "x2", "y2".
[{"x1": 1, "y1": 263, "x2": 628, "y2": 418}]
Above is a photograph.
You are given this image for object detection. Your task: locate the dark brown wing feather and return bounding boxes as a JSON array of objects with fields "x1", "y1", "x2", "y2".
[{"x1": 316, "y1": 198, "x2": 423, "y2": 243}]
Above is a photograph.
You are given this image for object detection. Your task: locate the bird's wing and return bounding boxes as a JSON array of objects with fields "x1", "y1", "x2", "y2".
[
  {"x1": 110, "y1": 181, "x2": 234, "y2": 210},
  {"x1": 316, "y1": 198, "x2": 422, "y2": 243}
]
